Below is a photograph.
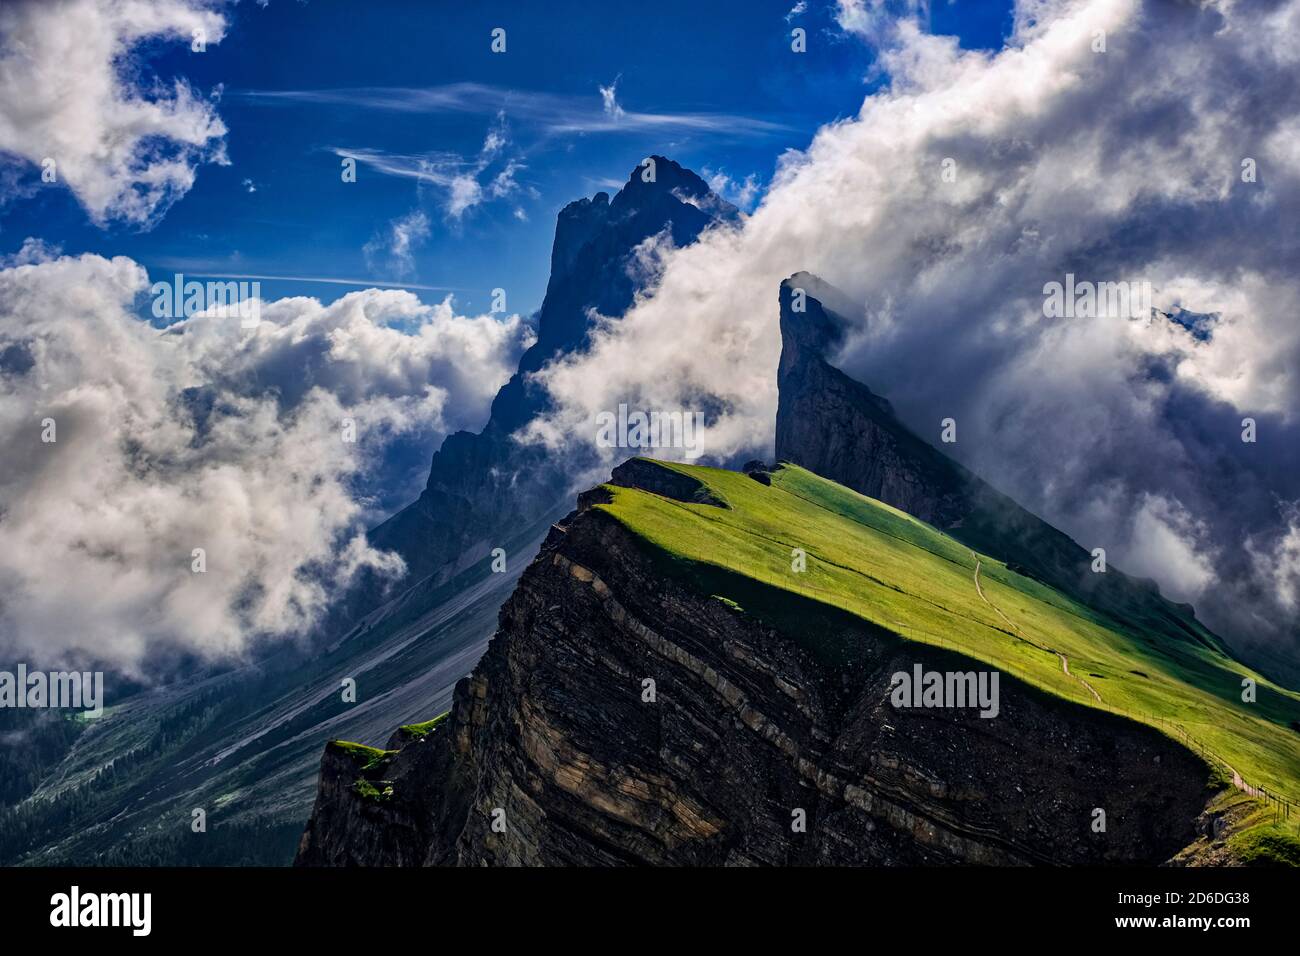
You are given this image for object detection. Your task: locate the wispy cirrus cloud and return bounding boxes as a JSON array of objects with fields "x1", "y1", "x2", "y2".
[
  {"x1": 259, "y1": 81, "x2": 784, "y2": 229},
  {"x1": 364, "y1": 209, "x2": 432, "y2": 278},
  {"x1": 156, "y1": 271, "x2": 463, "y2": 293},
  {"x1": 236, "y1": 82, "x2": 791, "y2": 138},
  {"x1": 599, "y1": 77, "x2": 625, "y2": 120},
  {"x1": 146, "y1": 254, "x2": 466, "y2": 292},
  {"x1": 334, "y1": 114, "x2": 532, "y2": 222}
]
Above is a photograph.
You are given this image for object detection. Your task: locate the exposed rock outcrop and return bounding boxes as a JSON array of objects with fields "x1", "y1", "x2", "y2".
[
  {"x1": 774, "y1": 273, "x2": 1225, "y2": 656},
  {"x1": 297, "y1": 463, "x2": 1215, "y2": 867},
  {"x1": 363, "y1": 159, "x2": 736, "y2": 595}
]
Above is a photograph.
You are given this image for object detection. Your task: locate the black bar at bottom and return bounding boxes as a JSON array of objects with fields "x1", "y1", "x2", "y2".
[{"x1": 0, "y1": 865, "x2": 1286, "y2": 941}]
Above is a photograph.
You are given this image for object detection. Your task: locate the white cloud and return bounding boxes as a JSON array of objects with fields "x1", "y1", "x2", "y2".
[
  {"x1": 337, "y1": 115, "x2": 526, "y2": 221},
  {"x1": 364, "y1": 209, "x2": 432, "y2": 278},
  {"x1": 0, "y1": 249, "x2": 532, "y2": 674},
  {"x1": 702, "y1": 167, "x2": 763, "y2": 211},
  {"x1": 244, "y1": 82, "x2": 791, "y2": 138},
  {"x1": 836, "y1": 0, "x2": 932, "y2": 40},
  {"x1": 1251, "y1": 504, "x2": 1300, "y2": 614},
  {"x1": 0, "y1": 237, "x2": 62, "y2": 267},
  {"x1": 490, "y1": 161, "x2": 523, "y2": 198},
  {"x1": 1123, "y1": 495, "x2": 1217, "y2": 604},
  {"x1": 599, "y1": 79, "x2": 625, "y2": 120},
  {"x1": 0, "y1": 0, "x2": 229, "y2": 227}
]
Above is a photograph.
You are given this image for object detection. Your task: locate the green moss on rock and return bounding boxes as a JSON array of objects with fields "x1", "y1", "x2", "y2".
[
  {"x1": 352, "y1": 779, "x2": 394, "y2": 803},
  {"x1": 396, "y1": 711, "x2": 450, "y2": 742},
  {"x1": 327, "y1": 740, "x2": 396, "y2": 773}
]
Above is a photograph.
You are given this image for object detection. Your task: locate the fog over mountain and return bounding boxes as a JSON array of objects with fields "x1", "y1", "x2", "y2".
[
  {"x1": 0, "y1": 250, "x2": 531, "y2": 674},
  {"x1": 528, "y1": 0, "x2": 1300, "y2": 675}
]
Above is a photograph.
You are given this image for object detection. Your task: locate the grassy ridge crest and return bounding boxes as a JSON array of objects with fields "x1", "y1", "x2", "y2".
[{"x1": 592, "y1": 460, "x2": 1300, "y2": 825}]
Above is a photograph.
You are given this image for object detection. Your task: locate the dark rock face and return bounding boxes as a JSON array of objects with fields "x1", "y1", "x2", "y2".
[
  {"x1": 774, "y1": 273, "x2": 1224, "y2": 654},
  {"x1": 489, "y1": 156, "x2": 734, "y2": 432},
  {"x1": 297, "y1": 470, "x2": 1212, "y2": 867},
  {"x1": 607, "y1": 456, "x2": 730, "y2": 508},
  {"x1": 364, "y1": 158, "x2": 736, "y2": 593},
  {"x1": 776, "y1": 274, "x2": 970, "y2": 528},
  {"x1": 295, "y1": 742, "x2": 435, "y2": 867}
]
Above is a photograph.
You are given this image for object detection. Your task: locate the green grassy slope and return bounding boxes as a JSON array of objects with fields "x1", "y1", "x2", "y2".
[{"x1": 592, "y1": 460, "x2": 1300, "y2": 824}]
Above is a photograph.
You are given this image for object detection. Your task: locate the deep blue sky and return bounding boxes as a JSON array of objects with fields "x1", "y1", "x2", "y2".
[{"x1": 2, "y1": 0, "x2": 1014, "y2": 318}]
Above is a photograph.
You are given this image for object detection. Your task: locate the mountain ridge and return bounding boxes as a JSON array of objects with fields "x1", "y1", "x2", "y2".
[
  {"x1": 294, "y1": 272, "x2": 1300, "y2": 866},
  {"x1": 775, "y1": 272, "x2": 1226, "y2": 658},
  {"x1": 366, "y1": 155, "x2": 736, "y2": 592},
  {"x1": 297, "y1": 458, "x2": 1272, "y2": 866}
]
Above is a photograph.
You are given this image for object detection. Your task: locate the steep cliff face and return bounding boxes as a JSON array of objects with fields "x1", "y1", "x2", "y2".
[
  {"x1": 298, "y1": 461, "x2": 1215, "y2": 867},
  {"x1": 774, "y1": 273, "x2": 1224, "y2": 656},
  {"x1": 776, "y1": 273, "x2": 971, "y2": 529},
  {"x1": 366, "y1": 158, "x2": 736, "y2": 592}
]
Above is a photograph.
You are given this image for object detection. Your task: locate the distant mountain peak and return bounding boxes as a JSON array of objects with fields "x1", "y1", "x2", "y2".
[
  {"x1": 620, "y1": 154, "x2": 711, "y2": 196},
  {"x1": 778, "y1": 272, "x2": 849, "y2": 378},
  {"x1": 775, "y1": 273, "x2": 1222, "y2": 654},
  {"x1": 499, "y1": 156, "x2": 734, "y2": 429},
  {"x1": 367, "y1": 157, "x2": 733, "y2": 595}
]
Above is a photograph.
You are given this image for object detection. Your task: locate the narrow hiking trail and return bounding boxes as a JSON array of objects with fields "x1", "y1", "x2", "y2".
[
  {"x1": 970, "y1": 556, "x2": 1102, "y2": 703},
  {"x1": 967, "y1": 555, "x2": 1277, "y2": 803},
  {"x1": 1058, "y1": 652, "x2": 1103, "y2": 703}
]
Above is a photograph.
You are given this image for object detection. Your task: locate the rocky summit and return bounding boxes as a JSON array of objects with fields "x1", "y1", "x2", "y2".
[
  {"x1": 364, "y1": 157, "x2": 737, "y2": 595},
  {"x1": 774, "y1": 273, "x2": 1227, "y2": 660}
]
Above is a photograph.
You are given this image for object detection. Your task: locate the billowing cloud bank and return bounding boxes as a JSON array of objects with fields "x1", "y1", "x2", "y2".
[
  {"x1": 0, "y1": 0, "x2": 228, "y2": 226},
  {"x1": 531, "y1": 0, "x2": 1300, "y2": 668},
  {"x1": 0, "y1": 249, "x2": 530, "y2": 674}
]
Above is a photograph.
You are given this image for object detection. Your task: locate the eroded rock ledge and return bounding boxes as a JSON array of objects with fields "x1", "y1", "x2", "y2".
[{"x1": 297, "y1": 477, "x2": 1217, "y2": 867}]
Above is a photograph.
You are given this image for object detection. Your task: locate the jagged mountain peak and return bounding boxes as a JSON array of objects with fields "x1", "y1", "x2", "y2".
[
  {"x1": 555, "y1": 156, "x2": 728, "y2": 231},
  {"x1": 369, "y1": 157, "x2": 735, "y2": 594},
  {"x1": 775, "y1": 272, "x2": 1220, "y2": 654},
  {"x1": 496, "y1": 156, "x2": 735, "y2": 430},
  {"x1": 778, "y1": 272, "x2": 850, "y2": 377},
  {"x1": 781, "y1": 270, "x2": 853, "y2": 308},
  {"x1": 605, "y1": 155, "x2": 739, "y2": 225},
  {"x1": 617, "y1": 154, "x2": 712, "y2": 199}
]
